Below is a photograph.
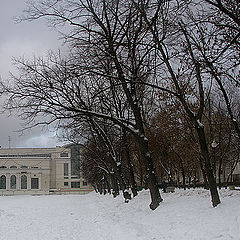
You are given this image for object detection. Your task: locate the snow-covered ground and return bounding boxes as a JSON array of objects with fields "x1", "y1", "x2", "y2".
[{"x1": 0, "y1": 188, "x2": 239, "y2": 240}]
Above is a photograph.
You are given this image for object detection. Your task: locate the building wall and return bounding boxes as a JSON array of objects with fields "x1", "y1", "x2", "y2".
[
  {"x1": 0, "y1": 145, "x2": 92, "y2": 195},
  {"x1": 233, "y1": 162, "x2": 240, "y2": 183}
]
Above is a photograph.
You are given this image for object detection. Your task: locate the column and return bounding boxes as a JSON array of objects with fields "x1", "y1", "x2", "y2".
[
  {"x1": 27, "y1": 174, "x2": 30, "y2": 190},
  {"x1": 6, "y1": 173, "x2": 10, "y2": 190}
]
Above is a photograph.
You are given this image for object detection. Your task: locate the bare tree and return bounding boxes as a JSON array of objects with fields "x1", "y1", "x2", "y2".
[
  {"x1": 1, "y1": 1, "x2": 163, "y2": 209},
  {"x1": 1, "y1": 0, "x2": 239, "y2": 209}
]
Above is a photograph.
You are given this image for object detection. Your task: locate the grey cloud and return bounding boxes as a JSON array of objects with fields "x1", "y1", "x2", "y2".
[{"x1": 0, "y1": 0, "x2": 64, "y2": 148}]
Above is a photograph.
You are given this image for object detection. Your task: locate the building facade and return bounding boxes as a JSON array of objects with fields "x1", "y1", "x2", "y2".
[
  {"x1": 233, "y1": 162, "x2": 240, "y2": 183},
  {"x1": 0, "y1": 145, "x2": 92, "y2": 195}
]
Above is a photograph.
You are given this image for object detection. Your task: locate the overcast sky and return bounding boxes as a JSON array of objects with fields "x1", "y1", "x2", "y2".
[{"x1": 0, "y1": 0, "x2": 66, "y2": 148}]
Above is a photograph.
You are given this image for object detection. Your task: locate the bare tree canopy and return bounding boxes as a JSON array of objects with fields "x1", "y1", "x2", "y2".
[{"x1": 0, "y1": 0, "x2": 239, "y2": 209}]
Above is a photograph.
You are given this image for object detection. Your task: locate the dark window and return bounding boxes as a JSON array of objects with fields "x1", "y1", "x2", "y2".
[
  {"x1": 0, "y1": 166, "x2": 7, "y2": 169},
  {"x1": 71, "y1": 182, "x2": 80, "y2": 188},
  {"x1": 31, "y1": 167, "x2": 39, "y2": 169},
  {"x1": 60, "y1": 152, "x2": 68, "y2": 157},
  {"x1": 83, "y1": 181, "x2": 88, "y2": 186},
  {"x1": 10, "y1": 166, "x2": 17, "y2": 169},
  {"x1": 233, "y1": 174, "x2": 240, "y2": 183},
  {"x1": 21, "y1": 166, "x2": 28, "y2": 169},
  {"x1": 69, "y1": 145, "x2": 81, "y2": 176},
  {"x1": 21, "y1": 175, "x2": 27, "y2": 189},
  {"x1": 31, "y1": 178, "x2": 39, "y2": 189},
  {"x1": 0, "y1": 175, "x2": 6, "y2": 189},
  {"x1": 64, "y1": 163, "x2": 68, "y2": 176},
  {"x1": 64, "y1": 182, "x2": 68, "y2": 186},
  {"x1": 10, "y1": 175, "x2": 17, "y2": 189}
]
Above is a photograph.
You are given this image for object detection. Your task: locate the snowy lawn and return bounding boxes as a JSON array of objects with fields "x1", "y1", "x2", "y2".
[{"x1": 0, "y1": 188, "x2": 239, "y2": 240}]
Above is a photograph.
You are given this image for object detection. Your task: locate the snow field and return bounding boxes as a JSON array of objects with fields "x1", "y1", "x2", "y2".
[{"x1": 0, "y1": 188, "x2": 239, "y2": 240}]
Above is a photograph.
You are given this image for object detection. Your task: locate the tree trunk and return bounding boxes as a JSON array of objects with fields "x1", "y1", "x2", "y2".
[
  {"x1": 200, "y1": 159, "x2": 209, "y2": 189},
  {"x1": 91, "y1": 120, "x2": 128, "y2": 193},
  {"x1": 104, "y1": 176, "x2": 111, "y2": 194},
  {"x1": 196, "y1": 127, "x2": 221, "y2": 207},
  {"x1": 138, "y1": 136, "x2": 163, "y2": 210},
  {"x1": 193, "y1": 171, "x2": 197, "y2": 189},
  {"x1": 97, "y1": 183, "x2": 103, "y2": 194},
  {"x1": 188, "y1": 176, "x2": 191, "y2": 189},
  {"x1": 122, "y1": 130, "x2": 138, "y2": 197},
  {"x1": 172, "y1": 148, "x2": 186, "y2": 190},
  {"x1": 218, "y1": 161, "x2": 223, "y2": 189},
  {"x1": 181, "y1": 162, "x2": 186, "y2": 190},
  {"x1": 126, "y1": 149, "x2": 138, "y2": 197},
  {"x1": 110, "y1": 174, "x2": 119, "y2": 197}
]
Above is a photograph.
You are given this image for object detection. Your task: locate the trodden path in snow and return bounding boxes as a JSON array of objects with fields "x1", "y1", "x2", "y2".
[{"x1": 0, "y1": 189, "x2": 239, "y2": 240}]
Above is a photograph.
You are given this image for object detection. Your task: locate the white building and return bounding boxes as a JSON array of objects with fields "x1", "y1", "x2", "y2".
[{"x1": 0, "y1": 145, "x2": 92, "y2": 195}]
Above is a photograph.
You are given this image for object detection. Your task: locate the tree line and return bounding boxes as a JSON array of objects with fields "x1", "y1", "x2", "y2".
[{"x1": 0, "y1": 0, "x2": 239, "y2": 210}]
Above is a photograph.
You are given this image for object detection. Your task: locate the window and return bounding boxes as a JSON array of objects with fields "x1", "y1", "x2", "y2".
[
  {"x1": 0, "y1": 166, "x2": 7, "y2": 169},
  {"x1": 0, "y1": 175, "x2": 6, "y2": 189},
  {"x1": 10, "y1": 166, "x2": 17, "y2": 169},
  {"x1": 21, "y1": 175, "x2": 27, "y2": 189},
  {"x1": 60, "y1": 152, "x2": 68, "y2": 157},
  {"x1": 71, "y1": 182, "x2": 80, "y2": 188},
  {"x1": 20, "y1": 166, "x2": 28, "y2": 169},
  {"x1": 31, "y1": 178, "x2": 39, "y2": 189},
  {"x1": 31, "y1": 166, "x2": 39, "y2": 169},
  {"x1": 64, "y1": 182, "x2": 69, "y2": 186},
  {"x1": 64, "y1": 163, "x2": 68, "y2": 176},
  {"x1": 82, "y1": 181, "x2": 88, "y2": 186},
  {"x1": 10, "y1": 175, "x2": 17, "y2": 189},
  {"x1": 233, "y1": 174, "x2": 240, "y2": 183}
]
